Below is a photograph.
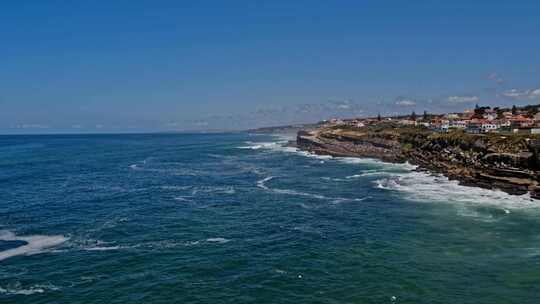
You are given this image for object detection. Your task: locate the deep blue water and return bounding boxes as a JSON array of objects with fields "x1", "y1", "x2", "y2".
[{"x1": 1, "y1": 133, "x2": 540, "y2": 303}]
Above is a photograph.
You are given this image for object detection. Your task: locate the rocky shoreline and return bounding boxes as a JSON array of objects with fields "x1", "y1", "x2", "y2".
[{"x1": 295, "y1": 124, "x2": 540, "y2": 200}]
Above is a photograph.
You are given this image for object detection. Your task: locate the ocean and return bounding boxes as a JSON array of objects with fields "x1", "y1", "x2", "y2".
[{"x1": 1, "y1": 133, "x2": 539, "y2": 303}]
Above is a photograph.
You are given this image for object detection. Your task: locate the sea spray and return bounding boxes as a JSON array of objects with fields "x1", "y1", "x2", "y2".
[{"x1": 0, "y1": 230, "x2": 68, "y2": 262}]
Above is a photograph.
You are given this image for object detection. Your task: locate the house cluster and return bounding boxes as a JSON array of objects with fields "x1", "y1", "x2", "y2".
[
  {"x1": 324, "y1": 105, "x2": 540, "y2": 135},
  {"x1": 399, "y1": 107, "x2": 540, "y2": 135},
  {"x1": 326, "y1": 117, "x2": 389, "y2": 128}
]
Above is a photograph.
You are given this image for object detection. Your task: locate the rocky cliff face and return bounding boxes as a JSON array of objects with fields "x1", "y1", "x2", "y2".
[{"x1": 297, "y1": 125, "x2": 540, "y2": 199}]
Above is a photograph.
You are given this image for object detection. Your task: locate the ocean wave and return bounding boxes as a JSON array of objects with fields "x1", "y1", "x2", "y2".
[
  {"x1": 257, "y1": 177, "x2": 366, "y2": 203},
  {"x1": 0, "y1": 282, "x2": 59, "y2": 296},
  {"x1": 321, "y1": 176, "x2": 349, "y2": 182},
  {"x1": 206, "y1": 238, "x2": 230, "y2": 244},
  {"x1": 184, "y1": 238, "x2": 230, "y2": 246},
  {"x1": 238, "y1": 141, "x2": 299, "y2": 154},
  {"x1": 241, "y1": 140, "x2": 417, "y2": 168},
  {"x1": 84, "y1": 246, "x2": 121, "y2": 251},
  {"x1": 337, "y1": 157, "x2": 417, "y2": 171},
  {"x1": 346, "y1": 170, "x2": 394, "y2": 178},
  {"x1": 256, "y1": 176, "x2": 274, "y2": 190},
  {"x1": 0, "y1": 230, "x2": 68, "y2": 262},
  {"x1": 160, "y1": 185, "x2": 193, "y2": 191},
  {"x1": 160, "y1": 185, "x2": 235, "y2": 196},
  {"x1": 174, "y1": 196, "x2": 194, "y2": 202},
  {"x1": 129, "y1": 163, "x2": 201, "y2": 176},
  {"x1": 68, "y1": 238, "x2": 125, "y2": 252},
  {"x1": 295, "y1": 150, "x2": 333, "y2": 160},
  {"x1": 250, "y1": 137, "x2": 535, "y2": 211},
  {"x1": 374, "y1": 171, "x2": 537, "y2": 210},
  {"x1": 191, "y1": 186, "x2": 235, "y2": 195}
]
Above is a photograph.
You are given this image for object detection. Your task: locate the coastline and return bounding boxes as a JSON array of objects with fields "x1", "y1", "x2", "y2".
[{"x1": 293, "y1": 124, "x2": 540, "y2": 200}]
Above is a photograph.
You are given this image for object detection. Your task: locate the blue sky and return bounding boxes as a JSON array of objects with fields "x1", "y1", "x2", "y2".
[{"x1": 1, "y1": 1, "x2": 540, "y2": 133}]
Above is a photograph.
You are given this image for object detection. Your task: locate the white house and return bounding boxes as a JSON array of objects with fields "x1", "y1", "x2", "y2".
[
  {"x1": 496, "y1": 120, "x2": 511, "y2": 128},
  {"x1": 483, "y1": 113, "x2": 497, "y2": 121},
  {"x1": 481, "y1": 122, "x2": 498, "y2": 133},
  {"x1": 399, "y1": 119, "x2": 417, "y2": 126},
  {"x1": 450, "y1": 120, "x2": 467, "y2": 129}
]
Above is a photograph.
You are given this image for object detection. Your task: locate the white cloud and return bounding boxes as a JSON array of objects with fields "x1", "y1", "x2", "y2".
[
  {"x1": 395, "y1": 99, "x2": 416, "y2": 107},
  {"x1": 10, "y1": 124, "x2": 49, "y2": 129},
  {"x1": 501, "y1": 88, "x2": 540, "y2": 100},
  {"x1": 446, "y1": 95, "x2": 480, "y2": 103},
  {"x1": 487, "y1": 72, "x2": 504, "y2": 85},
  {"x1": 194, "y1": 121, "x2": 209, "y2": 127}
]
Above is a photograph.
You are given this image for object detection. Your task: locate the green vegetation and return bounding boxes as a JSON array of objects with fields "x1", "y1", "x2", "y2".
[{"x1": 329, "y1": 123, "x2": 540, "y2": 154}]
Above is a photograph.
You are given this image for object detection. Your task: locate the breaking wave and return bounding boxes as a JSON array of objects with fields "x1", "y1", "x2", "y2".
[
  {"x1": 84, "y1": 246, "x2": 121, "y2": 251},
  {"x1": 0, "y1": 230, "x2": 68, "y2": 262},
  {"x1": 0, "y1": 282, "x2": 59, "y2": 296},
  {"x1": 337, "y1": 157, "x2": 417, "y2": 171},
  {"x1": 206, "y1": 238, "x2": 230, "y2": 244},
  {"x1": 184, "y1": 238, "x2": 230, "y2": 246},
  {"x1": 129, "y1": 161, "x2": 201, "y2": 176},
  {"x1": 374, "y1": 171, "x2": 537, "y2": 210},
  {"x1": 174, "y1": 196, "x2": 194, "y2": 202},
  {"x1": 191, "y1": 186, "x2": 236, "y2": 195},
  {"x1": 257, "y1": 177, "x2": 366, "y2": 203},
  {"x1": 160, "y1": 185, "x2": 236, "y2": 196},
  {"x1": 238, "y1": 141, "x2": 298, "y2": 154},
  {"x1": 252, "y1": 136, "x2": 537, "y2": 211}
]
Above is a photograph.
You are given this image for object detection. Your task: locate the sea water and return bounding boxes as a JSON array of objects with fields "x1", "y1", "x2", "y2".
[{"x1": 1, "y1": 133, "x2": 539, "y2": 303}]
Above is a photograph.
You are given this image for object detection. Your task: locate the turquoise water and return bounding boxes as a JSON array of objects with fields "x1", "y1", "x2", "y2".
[{"x1": 1, "y1": 133, "x2": 539, "y2": 303}]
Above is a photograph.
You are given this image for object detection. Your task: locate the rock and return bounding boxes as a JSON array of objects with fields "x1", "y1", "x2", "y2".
[{"x1": 296, "y1": 125, "x2": 540, "y2": 200}]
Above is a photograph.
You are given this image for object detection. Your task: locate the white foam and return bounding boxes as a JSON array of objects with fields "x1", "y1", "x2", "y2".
[
  {"x1": 337, "y1": 157, "x2": 418, "y2": 171},
  {"x1": 191, "y1": 186, "x2": 235, "y2": 195},
  {"x1": 238, "y1": 140, "x2": 300, "y2": 154},
  {"x1": 0, "y1": 230, "x2": 68, "y2": 262},
  {"x1": 374, "y1": 171, "x2": 537, "y2": 210},
  {"x1": 84, "y1": 246, "x2": 121, "y2": 251},
  {"x1": 0, "y1": 286, "x2": 44, "y2": 295},
  {"x1": 237, "y1": 145, "x2": 264, "y2": 150},
  {"x1": 256, "y1": 176, "x2": 274, "y2": 190},
  {"x1": 248, "y1": 137, "x2": 536, "y2": 212},
  {"x1": 130, "y1": 164, "x2": 200, "y2": 176},
  {"x1": 160, "y1": 185, "x2": 192, "y2": 191},
  {"x1": 346, "y1": 170, "x2": 394, "y2": 178},
  {"x1": 257, "y1": 177, "x2": 366, "y2": 202},
  {"x1": 174, "y1": 196, "x2": 194, "y2": 202},
  {"x1": 321, "y1": 177, "x2": 348, "y2": 182},
  {"x1": 272, "y1": 188, "x2": 328, "y2": 200},
  {"x1": 241, "y1": 139, "x2": 416, "y2": 169},
  {"x1": 183, "y1": 238, "x2": 231, "y2": 246},
  {"x1": 238, "y1": 141, "x2": 282, "y2": 150},
  {"x1": 206, "y1": 238, "x2": 230, "y2": 244},
  {"x1": 0, "y1": 283, "x2": 59, "y2": 296}
]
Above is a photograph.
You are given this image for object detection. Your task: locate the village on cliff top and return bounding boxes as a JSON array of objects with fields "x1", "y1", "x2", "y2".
[{"x1": 325, "y1": 104, "x2": 540, "y2": 135}]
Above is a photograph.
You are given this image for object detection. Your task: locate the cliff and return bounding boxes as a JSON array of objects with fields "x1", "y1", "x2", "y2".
[{"x1": 297, "y1": 123, "x2": 540, "y2": 199}]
